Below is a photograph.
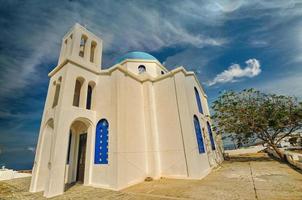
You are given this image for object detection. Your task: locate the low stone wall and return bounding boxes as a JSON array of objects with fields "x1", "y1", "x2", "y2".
[
  {"x1": 0, "y1": 169, "x2": 31, "y2": 181},
  {"x1": 266, "y1": 148, "x2": 302, "y2": 171},
  {"x1": 285, "y1": 152, "x2": 302, "y2": 170},
  {"x1": 225, "y1": 145, "x2": 266, "y2": 156}
]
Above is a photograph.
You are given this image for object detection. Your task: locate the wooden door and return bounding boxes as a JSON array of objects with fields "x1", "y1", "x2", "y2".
[{"x1": 76, "y1": 133, "x2": 87, "y2": 182}]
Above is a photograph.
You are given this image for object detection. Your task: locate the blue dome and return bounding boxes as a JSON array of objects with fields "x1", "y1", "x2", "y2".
[{"x1": 115, "y1": 51, "x2": 158, "y2": 64}]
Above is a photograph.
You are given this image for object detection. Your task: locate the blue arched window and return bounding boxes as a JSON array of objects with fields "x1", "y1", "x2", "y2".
[
  {"x1": 94, "y1": 119, "x2": 109, "y2": 164},
  {"x1": 207, "y1": 122, "x2": 216, "y2": 150},
  {"x1": 193, "y1": 115, "x2": 205, "y2": 153},
  {"x1": 194, "y1": 87, "x2": 203, "y2": 114}
]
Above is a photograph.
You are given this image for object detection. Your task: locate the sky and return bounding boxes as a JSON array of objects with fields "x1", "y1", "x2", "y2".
[{"x1": 1, "y1": 0, "x2": 302, "y2": 170}]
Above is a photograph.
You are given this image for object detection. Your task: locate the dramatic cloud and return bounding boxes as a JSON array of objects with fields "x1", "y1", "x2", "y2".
[
  {"x1": 0, "y1": 1, "x2": 230, "y2": 102},
  {"x1": 0, "y1": 0, "x2": 301, "y2": 101},
  {"x1": 249, "y1": 40, "x2": 269, "y2": 48},
  {"x1": 27, "y1": 147, "x2": 35, "y2": 153},
  {"x1": 208, "y1": 59, "x2": 261, "y2": 86}
]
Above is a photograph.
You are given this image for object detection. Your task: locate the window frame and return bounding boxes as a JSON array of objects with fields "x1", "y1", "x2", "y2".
[
  {"x1": 194, "y1": 87, "x2": 203, "y2": 114},
  {"x1": 207, "y1": 121, "x2": 216, "y2": 150},
  {"x1": 193, "y1": 115, "x2": 205, "y2": 154}
]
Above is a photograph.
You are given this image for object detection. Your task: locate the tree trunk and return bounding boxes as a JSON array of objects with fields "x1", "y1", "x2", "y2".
[{"x1": 270, "y1": 144, "x2": 285, "y2": 162}]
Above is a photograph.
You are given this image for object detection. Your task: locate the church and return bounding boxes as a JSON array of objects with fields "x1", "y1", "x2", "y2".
[{"x1": 29, "y1": 23, "x2": 224, "y2": 198}]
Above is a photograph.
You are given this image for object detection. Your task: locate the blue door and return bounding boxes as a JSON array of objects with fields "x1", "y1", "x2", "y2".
[{"x1": 94, "y1": 119, "x2": 109, "y2": 164}]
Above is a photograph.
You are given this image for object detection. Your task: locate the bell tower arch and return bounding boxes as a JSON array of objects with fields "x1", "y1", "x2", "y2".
[{"x1": 58, "y1": 23, "x2": 103, "y2": 70}]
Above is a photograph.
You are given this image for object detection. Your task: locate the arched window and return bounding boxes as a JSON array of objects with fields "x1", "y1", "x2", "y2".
[
  {"x1": 193, "y1": 115, "x2": 205, "y2": 154},
  {"x1": 73, "y1": 78, "x2": 83, "y2": 107},
  {"x1": 95, "y1": 119, "x2": 109, "y2": 164},
  {"x1": 90, "y1": 41, "x2": 97, "y2": 63},
  {"x1": 194, "y1": 87, "x2": 203, "y2": 114},
  {"x1": 79, "y1": 35, "x2": 87, "y2": 57},
  {"x1": 86, "y1": 84, "x2": 93, "y2": 110},
  {"x1": 52, "y1": 77, "x2": 62, "y2": 108},
  {"x1": 207, "y1": 121, "x2": 216, "y2": 150},
  {"x1": 138, "y1": 65, "x2": 146, "y2": 74}
]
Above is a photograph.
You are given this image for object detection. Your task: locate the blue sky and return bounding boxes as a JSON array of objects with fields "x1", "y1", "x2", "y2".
[{"x1": 1, "y1": 0, "x2": 302, "y2": 169}]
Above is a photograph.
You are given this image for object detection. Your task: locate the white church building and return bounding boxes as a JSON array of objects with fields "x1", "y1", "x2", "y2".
[{"x1": 29, "y1": 23, "x2": 223, "y2": 198}]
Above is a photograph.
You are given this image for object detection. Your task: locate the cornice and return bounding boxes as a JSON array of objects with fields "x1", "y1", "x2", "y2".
[{"x1": 48, "y1": 59, "x2": 207, "y2": 98}]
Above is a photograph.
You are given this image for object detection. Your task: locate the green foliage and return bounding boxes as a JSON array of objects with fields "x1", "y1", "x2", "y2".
[{"x1": 212, "y1": 89, "x2": 302, "y2": 158}]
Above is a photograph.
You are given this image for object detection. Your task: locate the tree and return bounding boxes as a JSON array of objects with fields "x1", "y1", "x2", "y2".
[
  {"x1": 212, "y1": 88, "x2": 302, "y2": 160},
  {"x1": 288, "y1": 137, "x2": 298, "y2": 146}
]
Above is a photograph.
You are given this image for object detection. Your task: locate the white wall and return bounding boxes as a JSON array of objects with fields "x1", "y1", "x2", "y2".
[
  {"x1": 115, "y1": 72, "x2": 148, "y2": 188},
  {"x1": 183, "y1": 75, "x2": 212, "y2": 175},
  {"x1": 153, "y1": 76, "x2": 188, "y2": 178},
  {"x1": 122, "y1": 61, "x2": 164, "y2": 78},
  {"x1": 32, "y1": 59, "x2": 223, "y2": 197}
]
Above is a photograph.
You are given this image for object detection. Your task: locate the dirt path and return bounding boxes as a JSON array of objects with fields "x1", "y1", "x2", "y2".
[{"x1": 1, "y1": 153, "x2": 302, "y2": 200}]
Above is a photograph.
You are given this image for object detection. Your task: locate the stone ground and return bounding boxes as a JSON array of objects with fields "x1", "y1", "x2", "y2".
[{"x1": 1, "y1": 153, "x2": 302, "y2": 200}]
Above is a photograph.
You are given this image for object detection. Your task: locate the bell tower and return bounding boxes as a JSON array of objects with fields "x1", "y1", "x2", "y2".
[
  {"x1": 58, "y1": 23, "x2": 102, "y2": 70},
  {"x1": 30, "y1": 24, "x2": 103, "y2": 197}
]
